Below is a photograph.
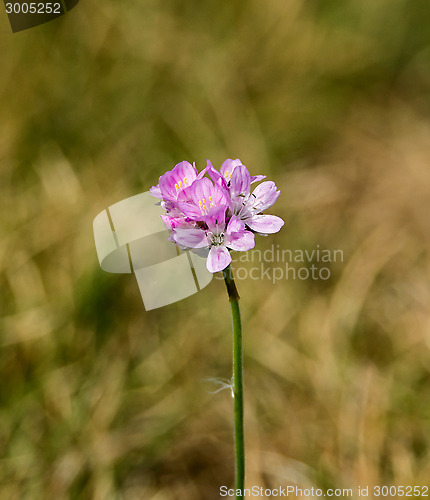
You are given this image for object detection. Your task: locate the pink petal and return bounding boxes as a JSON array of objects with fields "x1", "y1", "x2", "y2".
[
  {"x1": 174, "y1": 161, "x2": 198, "y2": 181},
  {"x1": 207, "y1": 159, "x2": 221, "y2": 176},
  {"x1": 189, "y1": 178, "x2": 210, "y2": 203},
  {"x1": 189, "y1": 178, "x2": 227, "y2": 209},
  {"x1": 205, "y1": 205, "x2": 227, "y2": 233},
  {"x1": 229, "y1": 165, "x2": 251, "y2": 197},
  {"x1": 161, "y1": 215, "x2": 188, "y2": 230},
  {"x1": 226, "y1": 216, "x2": 245, "y2": 235},
  {"x1": 173, "y1": 228, "x2": 209, "y2": 248},
  {"x1": 176, "y1": 185, "x2": 195, "y2": 204},
  {"x1": 250, "y1": 174, "x2": 266, "y2": 183},
  {"x1": 220, "y1": 159, "x2": 242, "y2": 178},
  {"x1": 149, "y1": 185, "x2": 163, "y2": 199},
  {"x1": 226, "y1": 231, "x2": 255, "y2": 252},
  {"x1": 246, "y1": 214, "x2": 284, "y2": 234},
  {"x1": 196, "y1": 160, "x2": 211, "y2": 180},
  {"x1": 251, "y1": 181, "x2": 280, "y2": 212},
  {"x1": 207, "y1": 246, "x2": 231, "y2": 273},
  {"x1": 177, "y1": 201, "x2": 204, "y2": 218},
  {"x1": 161, "y1": 215, "x2": 175, "y2": 229},
  {"x1": 158, "y1": 161, "x2": 197, "y2": 201}
]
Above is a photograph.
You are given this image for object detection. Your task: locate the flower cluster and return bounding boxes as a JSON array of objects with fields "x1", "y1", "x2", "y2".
[{"x1": 150, "y1": 159, "x2": 284, "y2": 272}]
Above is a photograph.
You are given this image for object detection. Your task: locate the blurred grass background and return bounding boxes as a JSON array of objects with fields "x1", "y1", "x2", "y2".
[{"x1": 1, "y1": 0, "x2": 430, "y2": 498}]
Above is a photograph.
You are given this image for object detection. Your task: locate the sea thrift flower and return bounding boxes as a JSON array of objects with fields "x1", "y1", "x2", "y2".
[
  {"x1": 97, "y1": 158, "x2": 284, "y2": 498},
  {"x1": 209, "y1": 162, "x2": 283, "y2": 235},
  {"x1": 150, "y1": 161, "x2": 200, "y2": 202},
  {"x1": 177, "y1": 178, "x2": 228, "y2": 220},
  {"x1": 150, "y1": 159, "x2": 284, "y2": 272},
  {"x1": 173, "y1": 206, "x2": 255, "y2": 272},
  {"x1": 208, "y1": 158, "x2": 266, "y2": 187}
]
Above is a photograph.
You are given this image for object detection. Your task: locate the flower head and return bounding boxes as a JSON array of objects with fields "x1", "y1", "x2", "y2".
[
  {"x1": 177, "y1": 177, "x2": 228, "y2": 219},
  {"x1": 151, "y1": 159, "x2": 284, "y2": 272}
]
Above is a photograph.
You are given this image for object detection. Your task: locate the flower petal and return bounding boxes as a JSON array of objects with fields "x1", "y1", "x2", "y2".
[
  {"x1": 205, "y1": 205, "x2": 227, "y2": 233},
  {"x1": 173, "y1": 228, "x2": 209, "y2": 248},
  {"x1": 226, "y1": 215, "x2": 246, "y2": 235},
  {"x1": 207, "y1": 160, "x2": 226, "y2": 187},
  {"x1": 246, "y1": 214, "x2": 284, "y2": 234},
  {"x1": 207, "y1": 245, "x2": 231, "y2": 273},
  {"x1": 177, "y1": 201, "x2": 204, "y2": 218},
  {"x1": 226, "y1": 231, "x2": 255, "y2": 252},
  {"x1": 229, "y1": 165, "x2": 251, "y2": 198},
  {"x1": 250, "y1": 174, "x2": 266, "y2": 183},
  {"x1": 149, "y1": 185, "x2": 163, "y2": 199},
  {"x1": 158, "y1": 161, "x2": 197, "y2": 201},
  {"x1": 190, "y1": 178, "x2": 228, "y2": 210},
  {"x1": 251, "y1": 181, "x2": 281, "y2": 212},
  {"x1": 220, "y1": 159, "x2": 242, "y2": 179},
  {"x1": 161, "y1": 215, "x2": 178, "y2": 229},
  {"x1": 196, "y1": 160, "x2": 210, "y2": 180}
]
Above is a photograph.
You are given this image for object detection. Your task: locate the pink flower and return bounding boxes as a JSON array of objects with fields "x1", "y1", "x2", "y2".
[
  {"x1": 234, "y1": 178, "x2": 284, "y2": 234},
  {"x1": 208, "y1": 159, "x2": 266, "y2": 188},
  {"x1": 173, "y1": 207, "x2": 255, "y2": 272},
  {"x1": 151, "y1": 159, "x2": 284, "y2": 273},
  {"x1": 210, "y1": 160, "x2": 284, "y2": 235},
  {"x1": 177, "y1": 177, "x2": 228, "y2": 220},
  {"x1": 150, "y1": 161, "x2": 207, "y2": 203}
]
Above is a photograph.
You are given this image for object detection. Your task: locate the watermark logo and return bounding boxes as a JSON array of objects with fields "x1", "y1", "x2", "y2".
[
  {"x1": 4, "y1": 0, "x2": 79, "y2": 33},
  {"x1": 93, "y1": 192, "x2": 213, "y2": 311},
  {"x1": 93, "y1": 193, "x2": 343, "y2": 309},
  {"x1": 215, "y1": 244, "x2": 344, "y2": 283}
]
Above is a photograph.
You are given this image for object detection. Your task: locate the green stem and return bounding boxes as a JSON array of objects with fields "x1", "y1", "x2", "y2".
[{"x1": 223, "y1": 264, "x2": 244, "y2": 497}]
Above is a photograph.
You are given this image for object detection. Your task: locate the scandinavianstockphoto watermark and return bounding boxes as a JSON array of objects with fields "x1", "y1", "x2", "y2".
[
  {"x1": 94, "y1": 192, "x2": 344, "y2": 309},
  {"x1": 216, "y1": 244, "x2": 344, "y2": 283}
]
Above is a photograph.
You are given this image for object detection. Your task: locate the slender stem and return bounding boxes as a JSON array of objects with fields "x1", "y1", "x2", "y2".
[{"x1": 223, "y1": 264, "x2": 244, "y2": 497}]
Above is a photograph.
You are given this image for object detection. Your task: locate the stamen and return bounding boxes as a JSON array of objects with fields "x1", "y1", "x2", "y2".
[
  {"x1": 202, "y1": 198, "x2": 206, "y2": 203},
  {"x1": 183, "y1": 177, "x2": 187, "y2": 185},
  {"x1": 199, "y1": 200, "x2": 203, "y2": 206},
  {"x1": 209, "y1": 196, "x2": 213, "y2": 201},
  {"x1": 225, "y1": 171, "x2": 229, "y2": 178},
  {"x1": 175, "y1": 183, "x2": 179, "y2": 190}
]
